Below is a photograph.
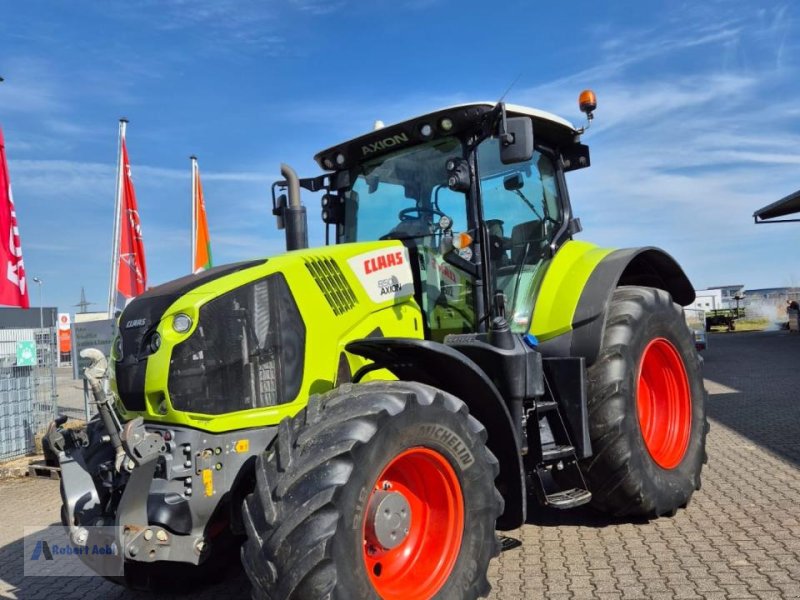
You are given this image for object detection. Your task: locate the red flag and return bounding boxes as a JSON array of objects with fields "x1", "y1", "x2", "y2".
[
  {"x1": 114, "y1": 138, "x2": 146, "y2": 310},
  {"x1": 0, "y1": 127, "x2": 30, "y2": 308}
]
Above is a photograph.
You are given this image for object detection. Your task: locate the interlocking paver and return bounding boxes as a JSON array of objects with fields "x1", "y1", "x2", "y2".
[{"x1": 0, "y1": 329, "x2": 798, "y2": 599}]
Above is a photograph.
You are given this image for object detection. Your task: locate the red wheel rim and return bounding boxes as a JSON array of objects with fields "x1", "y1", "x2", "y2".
[
  {"x1": 362, "y1": 447, "x2": 464, "y2": 600},
  {"x1": 637, "y1": 337, "x2": 692, "y2": 469}
]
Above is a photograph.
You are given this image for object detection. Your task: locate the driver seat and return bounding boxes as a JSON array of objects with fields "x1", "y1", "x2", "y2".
[{"x1": 510, "y1": 220, "x2": 547, "y2": 265}]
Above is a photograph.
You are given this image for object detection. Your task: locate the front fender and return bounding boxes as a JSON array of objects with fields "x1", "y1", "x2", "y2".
[{"x1": 345, "y1": 337, "x2": 525, "y2": 530}]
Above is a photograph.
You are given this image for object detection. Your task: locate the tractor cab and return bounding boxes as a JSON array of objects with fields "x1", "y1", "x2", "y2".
[{"x1": 275, "y1": 101, "x2": 592, "y2": 341}]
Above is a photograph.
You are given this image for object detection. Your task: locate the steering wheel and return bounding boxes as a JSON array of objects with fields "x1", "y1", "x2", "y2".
[{"x1": 398, "y1": 206, "x2": 447, "y2": 222}]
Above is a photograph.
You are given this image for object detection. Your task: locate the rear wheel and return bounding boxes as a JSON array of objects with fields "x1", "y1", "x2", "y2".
[
  {"x1": 241, "y1": 380, "x2": 503, "y2": 600},
  {"x1": 582, "y1": 286, "x2": 708, "y2": 517}
]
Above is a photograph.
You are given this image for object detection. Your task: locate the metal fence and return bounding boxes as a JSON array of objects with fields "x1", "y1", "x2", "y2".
[{"x1": 0, "y1": 327, "x2": 59, "y2": 462}]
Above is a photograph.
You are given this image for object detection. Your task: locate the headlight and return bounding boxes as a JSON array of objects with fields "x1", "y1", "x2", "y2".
[{"x1": 172, "y1": 313, "x2": 193, "y2": 333}]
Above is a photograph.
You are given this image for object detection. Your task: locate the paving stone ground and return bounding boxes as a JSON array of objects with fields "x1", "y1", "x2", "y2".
[{"x1": 0, "y1": 330, "x2": 798, "y2": 599}]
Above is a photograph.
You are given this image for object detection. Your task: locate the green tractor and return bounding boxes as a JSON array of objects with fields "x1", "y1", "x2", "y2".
[{"x1": 48, "y1": 92, "x2": 707, "y2": 599}]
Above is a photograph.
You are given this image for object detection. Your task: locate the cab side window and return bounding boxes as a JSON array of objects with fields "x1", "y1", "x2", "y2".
[{"x1": 477, "y1": 137, "x2": 563, "y2": 331}]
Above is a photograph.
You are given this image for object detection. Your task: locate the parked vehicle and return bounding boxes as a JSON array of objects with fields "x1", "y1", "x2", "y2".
[
  {"x1": 705, "y1": 307, "x2": 745, "y2": 331},
  {"x1": 685, "y1": 308, "x2": 707, "y2": 350}
]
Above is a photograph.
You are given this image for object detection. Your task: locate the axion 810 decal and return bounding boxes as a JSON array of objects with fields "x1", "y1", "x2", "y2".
[{"x1": 347, "y1": 247, "x2": 415, "y2": 304}]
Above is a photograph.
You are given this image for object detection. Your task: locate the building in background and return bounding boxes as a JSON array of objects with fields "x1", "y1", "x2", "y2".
[
  {"x1": 0, "y1": 306, "x2": 57, "y2": 329},
  {"x1": 74, "y1": 312, "x2": 110, "y2": 323},
  {"x1": 0, "y1": 306, "x2": 58, "y2": 368},
  {"x1": 687, "y1": 285, "x2": 745, "y2": 312},
  {"x1": 689, "y1": 285, "x2": 800, "y2": 324}
]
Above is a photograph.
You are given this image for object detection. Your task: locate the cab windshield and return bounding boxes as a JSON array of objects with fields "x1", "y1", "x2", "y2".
[
  {"x1": 341, "y1": 137, "x2": 468, "y2": 243},
  {"x1": 341, "y1": 136, "x2": 474, "y2": 341}
]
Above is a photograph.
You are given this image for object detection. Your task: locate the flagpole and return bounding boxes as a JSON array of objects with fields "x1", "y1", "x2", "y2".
[
  {"x1": 190, "y1": 155, "x2": 197, "y2": 274},
  {"x1": 107, "y1": 118, "x2": 127, "y2": 318}
]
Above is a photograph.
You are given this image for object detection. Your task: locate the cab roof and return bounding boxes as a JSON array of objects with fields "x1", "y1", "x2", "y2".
[
  {"x1": 314, "y1": 102, "x2": 581, "y2": 171},
  {"x1": 454, "y1": 102, "x2": 577, "y2": 132}
]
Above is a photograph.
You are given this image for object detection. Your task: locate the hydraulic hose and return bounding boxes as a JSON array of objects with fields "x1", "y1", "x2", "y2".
[{"x1": 81, "y1": 348, "x2": 126, "y2": 471}]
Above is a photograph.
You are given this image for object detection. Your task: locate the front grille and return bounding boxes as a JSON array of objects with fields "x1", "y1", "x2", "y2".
[
  {"x1": 114, "y1": 259, "x2": 266, "y2": 412},
  {"x1": 305, "y1": 257, "x2": 357, "y2": 316},
  {"x1": 167, "y1": 273, "x2": 305, "y2": 415}
]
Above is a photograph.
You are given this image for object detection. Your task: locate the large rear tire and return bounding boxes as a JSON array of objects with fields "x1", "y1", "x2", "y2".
[
  {"x1": 582, "y1": 286, "x2": 708, "y2": 518},
  {"x1": 241, "y1": 380, "x2": 503, "y2": 600}
]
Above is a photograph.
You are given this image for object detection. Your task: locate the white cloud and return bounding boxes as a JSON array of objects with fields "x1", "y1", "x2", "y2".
[
  {"x1": 0, "y1": 58, "x2": 64, "y2": 114},
  {"x1": 289, "y1": 0, "x2": 346, "y2": 16}
]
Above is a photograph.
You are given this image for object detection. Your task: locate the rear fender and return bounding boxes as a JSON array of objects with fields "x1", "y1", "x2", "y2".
[
  {"x1": 538, "y1": 246, "x2": 695, "y2": 365},
  {"x1": 345, "y1": 337, "x2": 525, "y2": 531}
]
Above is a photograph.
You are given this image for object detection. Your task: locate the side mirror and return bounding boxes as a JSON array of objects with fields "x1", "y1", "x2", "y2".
[
  {"x1": 503, "y1": 172, "x2": 524, "y2": 191},
  {"x1": 500, "y1": 117, "x2": 534, "y2": 165}
]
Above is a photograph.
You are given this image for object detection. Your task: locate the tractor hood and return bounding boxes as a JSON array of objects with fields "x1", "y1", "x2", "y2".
[{"x1": 113, "y1": 241, "x2": 424, "y2": 432}]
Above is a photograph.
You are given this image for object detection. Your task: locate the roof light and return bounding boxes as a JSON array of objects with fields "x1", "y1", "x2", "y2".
[
  {"x1": 323, "y1": 157, "x2": 334, "y2": 170},
  {"x1": 439, "y1": 117, "x2": 454, "y2": 131},
  {"x1": 579, "y1": 89, "x2": 597, "y2": 115},
  {"x1": 420, "y1": 123, "x2": 433, "y2": 138},
  {"x1": 335, "y1": 153, "x2": 346, "y2": 166}
]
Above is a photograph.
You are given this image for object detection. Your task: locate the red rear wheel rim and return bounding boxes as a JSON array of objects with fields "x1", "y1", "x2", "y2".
[
  {"x1": 636, "y1": 337, "x2": 692, "y2": 469},
  {"x1": 362, "y1": 447, "x2": 464, "y2": 600}
]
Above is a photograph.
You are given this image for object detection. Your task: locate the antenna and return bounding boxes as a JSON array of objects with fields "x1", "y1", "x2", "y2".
[
  {"x1": 497, "y1": 72, "x2": 523, "y2": 104},
  {"x1": 494, "y1": 72, "x2": 524, "y2": 147}
]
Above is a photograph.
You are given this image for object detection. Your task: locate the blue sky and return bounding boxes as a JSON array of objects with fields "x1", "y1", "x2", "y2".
[{"x1": 1, "y1": 0, "x2": 798, "y2": 314}]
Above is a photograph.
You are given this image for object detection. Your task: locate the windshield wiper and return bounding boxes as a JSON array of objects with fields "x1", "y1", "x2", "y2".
[{"x1": 511, "y1": 188, "x2": 544, "y2": 221}]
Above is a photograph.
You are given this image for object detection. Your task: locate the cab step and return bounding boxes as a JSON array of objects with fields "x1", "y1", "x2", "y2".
[
  {"x1": 541, "y1": 444, "x2": 576, "y2": 463},
  {"x1": 498, "y1": 536, "x2": 523, "y2": 552},
  {"x1": 544, "y1": 487, "x2": 592, "y2": 509},
  {"x1": 529, "y1": 395, "x2": 592, "y2": 510}
]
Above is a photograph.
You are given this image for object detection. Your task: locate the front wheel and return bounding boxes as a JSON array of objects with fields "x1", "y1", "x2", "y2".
[
  {"x1": 241, "y1": 381, "x2": 503, "y2": 600},
  {"x1": 582, "y1": 286, "x2": 708, "y2": 518}
]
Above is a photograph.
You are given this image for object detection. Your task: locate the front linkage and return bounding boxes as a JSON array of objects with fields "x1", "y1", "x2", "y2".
[{"x1": 47, "y1": 349, "x2": 273, "y2": 583}]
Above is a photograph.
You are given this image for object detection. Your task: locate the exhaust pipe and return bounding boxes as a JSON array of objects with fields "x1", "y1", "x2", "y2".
[{"x1": 280, "y1": 163, "x2": 308, "y2": 251}]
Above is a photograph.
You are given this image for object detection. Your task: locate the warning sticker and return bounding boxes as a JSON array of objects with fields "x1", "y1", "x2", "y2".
[
  {"x1": 347, "y1": 247, "x2": 415, "y2": 304},
  {"x1": 201, "y1": 468, "x2": 214, "y2": 497}
]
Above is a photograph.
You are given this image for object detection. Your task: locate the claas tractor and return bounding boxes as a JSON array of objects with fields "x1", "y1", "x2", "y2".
[{"x1": 48, "y1": 92, "x2": 707, "y2": 599}]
